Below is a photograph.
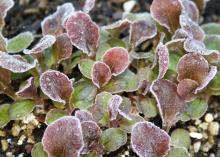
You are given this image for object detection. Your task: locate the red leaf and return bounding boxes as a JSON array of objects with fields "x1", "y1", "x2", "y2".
[
  {"x1": 40, "y1": 70, "x2": 73, "y2": 104},
  {"x1": 92, "y1": 61, "x2": 112, "y2": 88},
  {"x1": 102, "y1": 47, "x2": 129, "y2": 76},
  {"x1": 180, "y1": 0, "x2": 199, "y2": 22},
  {"x1": 0, "y1": 0, "x2": 14, "y2": 29},
  {"x1": 131, "y1": 121, "x2": 170, "y2": 157},
  {"x1": 108, "y1": 95, "x2": 123, "y2": 121},
  {"x1": 83, "y1": 0, "x2": 95, "y2": 13},
  {"x1": 150, "y1": 79, "x2": 186, "y2": 128},
  {"x1": 66, "y1": 11, "x2": 100, "y2": 55},
  {"x1": 75, "y1": 110, "x2": 94, "y2": 122},
  {"x1": 42, "y1": 116, "x2": 84, "y2": 157}
]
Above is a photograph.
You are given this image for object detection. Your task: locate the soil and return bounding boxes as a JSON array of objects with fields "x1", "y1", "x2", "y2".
[{"x1": 1, "y1": 0, "x2": 220, "y2": 157}]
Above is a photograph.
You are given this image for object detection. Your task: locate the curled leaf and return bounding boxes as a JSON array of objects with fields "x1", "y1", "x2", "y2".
[
  {"x1": 83, "y1": 0, "x2": 95, "y2": 13},
  {"x1": 0, "y1": 52, "x2": 37, "y2": 73},
  {"x1": 131, "y1": 121, "x2": 170, "y2": 157},
  {"x1": 108, "y1": 95, "x2": 123, "y2": 121},
  {"x1": 150, "y1": 79, "x2": 185, "y2": 128},
  {"x1": 102, "y1": 47, "x2": 129, "y2": 76},
  {"x1": 0, "y1": 0, "x2": 14, "y2": 29},
  {"x1": 66, "y1": 11, "x2": 100, "y2": 55},
  {"x1": 180, "y1": 0, "x2": 199, "y2": 22},
  {"x1": 40, "y1": 70, "x2": 73, "y2": 104},
  {"x1": 150, "y1": 0, "x2": 182, "y2": 32},
  {"x1": 24, "y1": 35, "x2": 56, "y2": 54},
  {"x1": 75, "y1": 110, "x2": 94, "y2": 122},
  {"x1": 92, "y1": 61, "x2": 112, "y2": 88},
  {"x1": 42, "y1": 116, "x2": 84, "y2": 157}
]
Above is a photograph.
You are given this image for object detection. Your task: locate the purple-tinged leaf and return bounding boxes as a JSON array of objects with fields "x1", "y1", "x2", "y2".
[
  {"x1": 131, "y1": 121, "x2": 171, "y2": 157},
  {"x1": 156, "y1": 43, "x2": 169, "y2": 79},
  {"x1": 66, "y1": 11, "x2": 100, "y2": 55},
  {"x1": 92, "y1": 61, "x2": 112, "y2": 88},
  {"x1": 0, "y1": 0, "x2": 14, "y2": 30},
  {"x1": 0, "y1": 52, "x2": 37, "y2": 73},
  {"x1": 83, "y1": 0, "x2": 95, "y2": 13},
  {"x1": 150, "y1": 79, "x2": 186, "y2": 128},
  {"x1": 177, "y1": 53, "x2": 209, "y2": 84},
  {"x1": 81, "y1": 121, "x2": 103, "y2": 154},
  {"x1": 102, "y1": 47, "x2": 129, "y2": 76},
  {"x1": 24, "y1": 35, "x2": 56, "y2": 54},
  {"x1": 41, "y1": 3, "x2": 75, "y2": 36},
  {"x1": 150, "y1": 0, "x2": 182, "y2": 32},
  {"x1": 177, "y1": 79, "x2": 198, "y2": 102},
  {"x1": 52, "y1": 33, "x2": 72, "y2": 63},
  {"x1": 172, "y1": 28, "x2": 189, "y2": 40},
  {"x1": 180, "y1": 0, "x2": 199, "y2": 22},
  {"x1": 40, "y1": 70, "x2": 73, "y2": 104},
  {"x1": 0, "y1": 33, "x2": 7, "y2": 51},
  {"x1": 194, "y1": 0, "x2": 208, "y2": 12},
  {"x1": 129, "y1": 20, "x2": 157, "y2": 47},
  {"x1": 195, "y1": 65, "x2": 217, "y2": 93},
  {"x1": 75, "y1": 110, "x2": 94, "y2": 122},
  {"x1": 108, "y1": 95, "x2": 123, "y2": 121},
  {"x1": 16, "y1": 77, "x2": 38, "y2": 100},
  {"x1": 42, "y1": 116, "x2": 84, "y2": 157},
  {"x1": 179, "y1": 14, "x2": 205, "y2": 41}
]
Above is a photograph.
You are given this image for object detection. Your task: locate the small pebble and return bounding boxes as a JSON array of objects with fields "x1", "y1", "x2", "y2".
[
  {"x1": 195, "y1": 119, "x2": 202, "y2": 125},
  {"x1": 209, "y1": 153, "x2": 215, "y2": 157},
  {"x1": 201, "y1": 142, "x2": 212, "y2": 152},
  {"x1": 6, "y1": 152, "x2": 14, "y2": 157},
  {"x1": 205, "y1": 113, "x2": 214, "y2": 123},
  {"x1": 208, "y1": 122, "x2": 219, "y2": 135},
  {"x1": 188, "y1": 126, "x2": 197, "y2": 132},
  {"x1": 17, "y1": 135, "x2": 26, "y2": 145},
  {"x1": 199, "y1": 122, "x2": 208, "y2": 130},
  {"x1": 0, "y1": 130, "x2": 6, "y2": 137},
  {"x1": 190, "y1": 132, "x2": 203, "y2": 139},
  {"x1": 123, "y1": 0, "x2": 137, "y2": 12},
  {"x1": 1, "y1": 140, "x2": 8, "y2": 151},
  {"x1": 193, "y1": 142, "x2": 201, "y2": 153},
  {"x1": 12, "y1": 124, "x2": 22, "y2": 137}
]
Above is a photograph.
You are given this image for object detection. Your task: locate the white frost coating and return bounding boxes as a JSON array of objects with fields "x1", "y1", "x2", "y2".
[
  {"x1": 75, "y1": 110, "x2": 94, "y2": 122},
  {"x1": 83, "y1": 0, "x2": 96, "y2": 13},
  {"x1": 108, "y1": 95, "x2": 123, "y2": 121}
]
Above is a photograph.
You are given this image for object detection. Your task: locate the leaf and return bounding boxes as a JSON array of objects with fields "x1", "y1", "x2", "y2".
[
  {"x1": 31, "y1": 142, "x2": 48, "y2": 157},
  {"x1": 0, "y1": 0, "x2": 14, "y2": 30},
  {"x1": 24, "y1": 35, "x2": 56, "y2": 54},
  {"x1": 0, "y1": 52, "x2": 37, "y2": 73},
  {"x1": 0, "y1": 32, "x2": 7, "y2": 51},
  {"x1": 9, "y1": 100, "x2": 35, "y2": 120},
  {"x1": 150, "y1": 79, "x2": 186, "y2": 128},
  {"x1": 75, "y1": 110, "x2": 94, "y2": 122},
  {"x1": 204, "y1": 35, "x2": 220, "y2": 51},
  {"x1": 136, "y1": 98, "x2": 158, "y2": 118},
  {"x1": 83, "y1": 0, "x2": 95, "y2": 13},
  {"x1": 131, "y1": 121, "x2": 170, "y2": 157},
  {"x1": 92, "y1": 61, "x2": 112, "y2": 88},
  {"x1": 66, "y1": 11, "x2": 100, "y2": 55},
  {"x1": 156, "y1": 43, "x2": 169, "y2": 79},
  {"x1": 78, "y1": 59, "x2": 94, "y2": 79},
  {"x1": 201, "y1": 23, "x2": 220, "y2": 35},
  {"x1": 171, "y1": 129, "x2": 191, "y2": 149},
  {"x1": 102, "y1": 47, "x2": 129, "y2": 76},
  {"x1": 129, "y1": 20, "x2": 157, "y2": 47},
  {"x1": 45, "y1": 108, "x2": 68, "y2": 125},
  {"x1": 42, "y1": 116, "x2": 84, "y2": 157},
  {"x1": 209, "y1": 71, "x2": 220, "y2": 91},
  {"x1": 150, "y1": 0, "x2": 182, "y2": 32},
  {"x1": 108, "y1": 95, "x2": 123, "y2": 121},
  {"x1": 0, "y1": 104, "x2": 10, "y2": 128},
  {"x1": 166, "y1": 148, "x2": 190, "y2": 157},
  {"x1": 41, "y1": 3, "x2": 75, "y2": 36},
  {"x1": 40, "y1": 70, "x2": 73, "y2": 104},
  {"x1": 95, "y1": 43, "x2": 111, "y2": 61},
  {"x1": 180, "y1": 0, "x2": 199, "y2": 22},
  {"x1": 107, "y1": 38, "x2": 126, "y2": 48},
  {"x1": 101, "y1": 128, "x2": 127, "y2": 152},
  {"x1": 6, "y1": 32, "x2": 34, "y2": 53},
  {"x1": 102, "y1": 70, "x2": 139, "y2": 94}
]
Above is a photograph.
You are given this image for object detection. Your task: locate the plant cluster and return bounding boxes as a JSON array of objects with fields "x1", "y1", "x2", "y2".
[{"x1": 0, "y1": 0, "x2": 220, "y2": 157}]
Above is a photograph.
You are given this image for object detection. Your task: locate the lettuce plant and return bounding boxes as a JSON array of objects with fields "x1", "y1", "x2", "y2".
[{"x1": 0, "y1": 0, "x2": 219, "y2": 157}]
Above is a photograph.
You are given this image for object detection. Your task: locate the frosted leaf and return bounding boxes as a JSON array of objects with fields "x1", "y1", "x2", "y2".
[
  {"x1": 40, "y1": 70, "x2": 73, "y2": 104},
  {"x1": 156, "y1": 43, "x2": 169, "y2": 79},
  {"x1": 108, "y1": 95, "x2": 123, "y2": 121},
  {"x1": 24, "y1": 35, "x2": 56, "y2": 54},
  {"x1": 0, "y1": 0, "x2": 14, "y2": 29},
  {"x1": 193, "y1": 0, "x2": 208, "y2": 11},
  {"x1": 52, "y1": 33, "x2": 72, "y2": 63},
  {"x1": 75, "y1": 110, "x2": 94, "y2": 122},
  {"x1": 129, "y1": 20, "x2": 157, "y2": 47},
  {"x1": 41, "y1": 3, "x2": 75, "y2": 36},
  {"x1": 150, "y1": 0, "x2": 182, "y2": 32},
  {"x1": 42, "y1": 116, "x2": 84, "y2": 157},
  {"x1": 102, "y1": 47, "x2": 129, "y2": 76},
  {"x1": 180, "y1": 0, "x2": 199, "y2": 22},
  {"x1": 66, "y1": 11, "x2": 100, "y2": 55},
  {"x1": 131, "y1": 121, "x2": 171, "y2": 157},
  {"x1": 16, "y1": 77, "x2": 38, "y2": 100},
  {"x1": 0, "y1": 32, "x2": 7, "y2": 51},
  {"x1": 177, "y1": 79, "x2": 198, "y2": 102},
  {"x1": 0, "y1": 52, "x2": 37, "y2": 73},
  {"x1": 0, "y1": 68, "x2": 11, "y2": 86},
  {"x1": 179, "y1": 14, "x2": 205, "y2": 41},
  {"x1": 177, "y1": 53, "x2": 209, "y2": 84},
  {"x1": 92, "y1": 61, "x2": 112, "y2": 88},
  {"x1": 172, "y1": 28, "x2": 189, "y2": 40},
  {"x1": 81, "y1": 121, "x2": 103, "y2": 154},
  {"x1": 150, "y1": 79, "x2": 186, "y2": 128},
  {"x1": 83, "y1": 0, "x2": 95, "y2": 13}
]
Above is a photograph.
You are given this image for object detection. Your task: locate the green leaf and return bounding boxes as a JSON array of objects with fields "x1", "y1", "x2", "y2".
[
  {"x1": 43, "y1": 48, "x2": 57, "y2": 68},
  {"x1": 100, "y1": 27, "x2": 110, "y2": 43},
  {"x1": 181, "y1": 98, "x2": 208, "y2": 121},
  {"x1": 166, "y1": 148, "x2": 190, "y2": 157},
  {"x1": 136, "y1": 98, "x2": 158, "y2": 118},
  {"x1": 169, "y1": 51, "x2": 181, "y2": 72},
  {"x1": 31, "y1": 142, "x2": 48, "y2": 157},
  {"x1": 101, "y1": 128, "x2": 127, "y2": 152},
  {"x1": 6, "y1": 32, "x2": 34, "y2": 53},
  {"x1": 171, "y1": 129, "x2": 191, "y2": 149},
  {"x1": 78, "y1": 59, "x2": 94, "y2": 79},
  {"x1": 201, "y1": 23, "x2": 220, "y2": 35},
  {"x1": 102, "y1": 70, "x2": 139, "y2": 94},
  {"x1": 96, "y1": 43, "x2": 111, "y2": 60},
  {"x1": 0, "y1": 104, "x2": 10, "y2": 128},
  {"x1": 82, "y1": 152, "x2": 101, "y2": 157},
  {"x1": 209, "y1": 71, "x2": 220, "y2": 91},
  {"x1": 9, "y1": 100, "x2": 35, "y2": 120},
  {"x1": 45, "y1": 109, "x2": 68, "y2": 125},
  {"x1": 122, "y1": 12, "x2": 152, "y2": 22},
  {"x1": 130, "y1": 51, "x2": 154, "y2": 60},
  {"x1": 108, "y1": 38, "x2": 126, "y2": 48},
  {"x1": 204, "y1": 35, "x2": 220, "y2": 51}
]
